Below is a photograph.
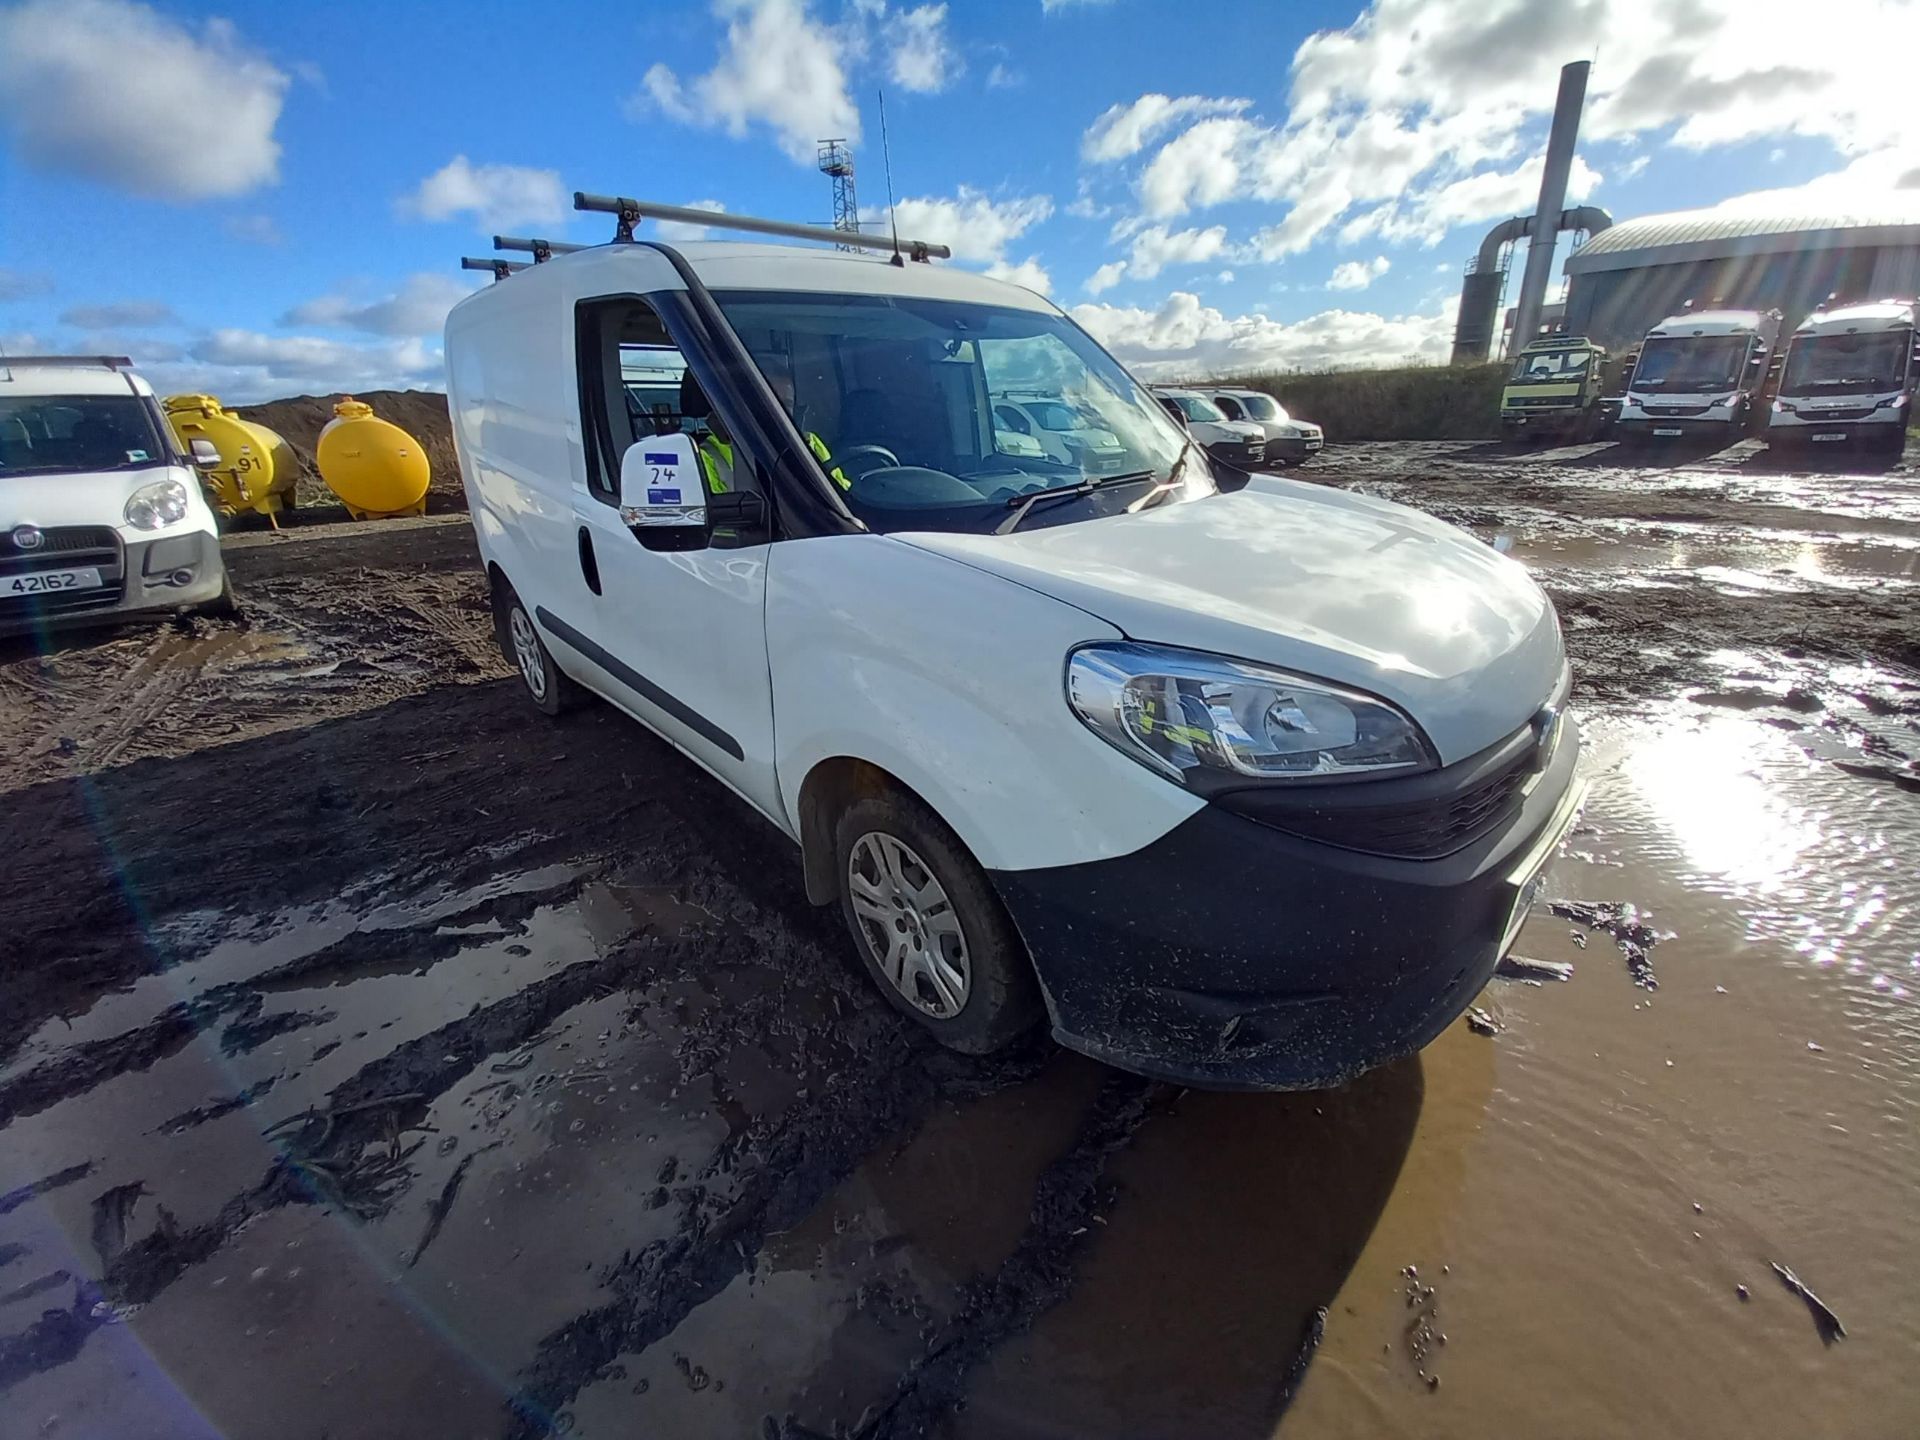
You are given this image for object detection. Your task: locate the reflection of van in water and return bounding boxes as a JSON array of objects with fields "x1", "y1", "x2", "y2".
[
  {"x1": 1617, "y1": 310, "x2": 1780, "y2": 444},
  {"x1": 1768, "y1": 300, "x2": 1917, "y2": 454},
  {"x1": 445, "y1": 207, "x2": 1585, "y2": 1091}
]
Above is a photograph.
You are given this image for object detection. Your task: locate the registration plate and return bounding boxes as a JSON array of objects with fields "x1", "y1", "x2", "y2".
[
  {"x1": 5, "y1": 568, "x2": 103, "y2": 595},
  {"x1": 1810, "y1": 432, "x2": 1846, "y2": 443},
  {"x1": 1653, "y1": 427, "x2": 1684, "y2": 437}
]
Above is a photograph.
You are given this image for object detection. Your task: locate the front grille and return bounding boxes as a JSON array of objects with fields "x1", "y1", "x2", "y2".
[
  {"x1": 1, "y1": 525, "x2": 126, "y2": 623},
  {"x1": 0, "y1": 524, "x2": 118, "y2": 560},
  {"x1": 1224, "y1": 698, "x2": 1566, "y2": 861},
  {"x1": 1797, "y1": 406, "x2": 1875, "y2": 422},
  {"x1": 1642, "y1": 404, "x2": 1711, "y2": 417},
  {"x1": 1258, "y1": 754, "x2": 1533, "y2": 859}
]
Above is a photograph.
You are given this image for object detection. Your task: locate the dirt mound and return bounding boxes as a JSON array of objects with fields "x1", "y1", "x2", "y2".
[{"x1": 233, "y1": 390, "x2": 461, "y2": 510}]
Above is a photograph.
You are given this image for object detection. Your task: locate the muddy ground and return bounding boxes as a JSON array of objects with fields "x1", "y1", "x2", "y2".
[{"x1": 1, "y1": 438, "x2": 1916, "y2": 1438}]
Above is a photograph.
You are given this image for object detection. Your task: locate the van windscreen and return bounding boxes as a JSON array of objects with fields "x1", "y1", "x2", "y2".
[{"x1": 712, "y1": 289, "x2": 1207, "y2": 535}]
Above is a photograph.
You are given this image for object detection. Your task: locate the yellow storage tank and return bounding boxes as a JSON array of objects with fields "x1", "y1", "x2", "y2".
[
  {"x1": 163, "y1": 394, "x2": 298, "y2": 526},
  {"x1": 316, "y1": 399, "x2": 430, "y2": 520}
]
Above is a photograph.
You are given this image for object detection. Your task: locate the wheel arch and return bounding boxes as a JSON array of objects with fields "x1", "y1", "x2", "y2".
[{"x1": 798, "y1": 755, "x2": 938, "y2": 906}]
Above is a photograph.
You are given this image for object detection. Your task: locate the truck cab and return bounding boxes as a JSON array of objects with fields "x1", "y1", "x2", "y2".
[
  {"x1": 445, "y1": 208, "x2": 1584, "y2": 1091},
  {"x1": 1617, "y1": 309, "x2": 1781, "y2": 444},
  {"x1": 1768, "y1": 299, "x2": 1917, "y2": 455},
  {"x1": 1499, "y1": 335, "x2": 1608, "y2": 442}
]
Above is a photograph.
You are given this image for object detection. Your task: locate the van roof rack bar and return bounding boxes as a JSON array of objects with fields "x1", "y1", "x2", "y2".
[
  {"x1": 493, "y1": 235, "x2": 586, "y2": 262},
  {"x1": 572, "y1": 192, "x2": 951, "y2": 262},
  {"x1": 462, "y1": 257, "x2": 528, "y2": 281},
  {"x1": 0, "y1": 354, "x2": 135, "y2": 369}
]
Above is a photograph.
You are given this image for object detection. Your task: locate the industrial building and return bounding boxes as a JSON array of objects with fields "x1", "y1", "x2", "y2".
[{"x1": 1558, "y1": 204, "x2": 1920, "y2": 354}]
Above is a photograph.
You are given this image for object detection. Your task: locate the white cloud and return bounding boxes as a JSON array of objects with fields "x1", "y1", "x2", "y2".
[
  {"x1": 1071, "y1": 290, "x2": 1455, "y2": 380},
  {"x1": 986, "y1": 62, "x2": 1022, "y2": 89},
  {"x1": 223, "y1": 213, "x2": 283, "y2": 246},
  {"x1": 1708, "y1": 148, "x2": 1920, "y2": 213},
  {"x1": 887, "y1": 4, "x2": 958, "y2": 93},
  {"x1": 283, "y1": 274, "x2": 477, "y2": 338},
  {"x1": 1336, "y1": 155, "x2": 1603, "y2": 249},
  {"x1": 0, "y1": 0, "x2": 287, "y2": 200},
  {"x1": 1085, "y1": 261, "x2": 1128, "y2": 295},
  {"x1": 880, "y1": 187, "x2": 1052, "y2": 264},
  {"x1": 58, "y1": 300, "x2": 177, "y2": 329},
  {"x1": 0, "y1": 267, "x2": 55, "y2": 302},
  {"x1": 654, "y1": 198, "x2": 729, "y2": 242},
  {"x1": 1616, "y1": 154, "x2": 1650, "y2": 182},
  {"x1": 183, "y1": 330, "x2": 443, "y2": 400},
  {"x1": 985, "y1": 257, "x2": 1051, "y2": 294},
  {"x1": 1043, "y1": 0, "x2": 1116, "y2": 10},
  {"x1": 1082, "y1": 94, "x2": 1252, "y2": 164},
  {"x1": 631, "y1": 0, "x2": 860, "y2": 165},
  {"x1": 1215, "y1": 269, "x2": 1235, "y2": 284},
  {"x1": 1125, "y1": 224, "x2": 1229, "y2": 279},
  {"x1": 1094, "y1": 0, "x2": 1920, "y2": 258},
  {"x1": 400, "y1": 156, "x2": 568, "y2": 232},
  {"x1": 1327, "y1": 255, "x2": 1391, "y2": 292}
]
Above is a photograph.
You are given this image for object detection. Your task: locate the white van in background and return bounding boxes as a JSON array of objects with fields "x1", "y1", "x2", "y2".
[
  {"x1": 1, "y1": 355, "x2": 232, "y2": 637},
  {"x1": 445, "y1": 207, "x2": 1584, "y2": 1091},
  {"x1": 1207, "y1": 388, "x2": 1325, "y2": 465},
  {"x1": 1768, "y1": 300, "x2": 1917, "y2": 455},
  {"x1": 1148, "y1": 387, "x2": 1268, "y2": 468},
  {"x1": 1616, "y1": 310, "x2": 1781, "y2": 444}
]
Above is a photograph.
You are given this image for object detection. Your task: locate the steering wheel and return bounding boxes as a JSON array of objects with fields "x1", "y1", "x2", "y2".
[{"x1": 836, "y1": 445, "x2": 900, "y2": 478}]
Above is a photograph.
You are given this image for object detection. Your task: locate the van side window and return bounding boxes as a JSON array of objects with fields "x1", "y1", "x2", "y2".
[
  {"x1": 1215, "y1": 396, "x2": 1243, "y2": 419},
  {"x1": 574, "y1": 296, "x2": 765, "y2": 520}
]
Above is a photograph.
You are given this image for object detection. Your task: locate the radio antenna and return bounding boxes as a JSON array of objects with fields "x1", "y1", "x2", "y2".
[{"x1": 879, "y1": 88, "x2": 903, "y2": 267}]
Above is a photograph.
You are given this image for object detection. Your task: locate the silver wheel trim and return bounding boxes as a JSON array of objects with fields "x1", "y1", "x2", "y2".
[
  {"x1": 848, "y1": 831, "x2": 970, "y2": 1019},
  {"x1": 508, "y1": 607, "x2": 548, "y2": 701}
]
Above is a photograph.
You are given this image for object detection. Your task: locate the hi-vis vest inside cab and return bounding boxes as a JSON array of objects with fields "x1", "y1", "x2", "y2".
[{"x1": 697, "y1": 433, "x2": 849, "y2": 493}]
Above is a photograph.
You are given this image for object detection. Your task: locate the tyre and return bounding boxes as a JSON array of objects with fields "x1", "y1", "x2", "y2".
[
  {"x1": 198, "y1": 573, "x2": 242, "y2": 621},
  {"x1": 833, "y1": 790, "x2": 1043, "y2": 1055},
  {"x1": 499, "y1": 589, "x2": 575, "y2": 716}
]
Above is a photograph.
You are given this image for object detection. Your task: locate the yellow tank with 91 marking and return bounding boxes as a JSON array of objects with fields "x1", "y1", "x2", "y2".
[
  {"x1": 163, "y1": 394, "x2": 298, "y2": 525},
  {"x1": 316, "y1": 398, "x2": 431, "y2": 520}
]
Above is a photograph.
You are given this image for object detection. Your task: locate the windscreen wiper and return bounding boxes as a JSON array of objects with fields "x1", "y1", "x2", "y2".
[{"x1": 996, "y1": 469, "x2": 1159, "y2": 534}]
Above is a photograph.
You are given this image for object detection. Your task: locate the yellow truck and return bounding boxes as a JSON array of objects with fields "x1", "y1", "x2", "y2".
[{"x1": 1500, "y1": 335, "x2": 1609, "y2": 443}]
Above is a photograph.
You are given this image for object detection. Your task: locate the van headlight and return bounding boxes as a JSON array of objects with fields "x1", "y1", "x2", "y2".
[
  {"x1": 125, "y1": 479, "x2": 191, "y2": 530},
  {"x1": 1066, "y1": 642, "x2": 1435, "y2": 786}
]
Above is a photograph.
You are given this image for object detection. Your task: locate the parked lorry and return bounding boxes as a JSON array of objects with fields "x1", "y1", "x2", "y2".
[
  {"x1": 1, "y1": 356, "x2": 233, "y2": 634},
  {"x1": 1617, "y1": 309, "x2": 1781, "y2": 444},
  {"x1": 445, "y1": 195, "x2": 1585, "y2": 1091},
  {"x1": 1498, "y1": 335, "x2": 1610, "y2": 442},
  {"x1": 1767, "y1": 299, "x2": 1917, "y2": 455}
]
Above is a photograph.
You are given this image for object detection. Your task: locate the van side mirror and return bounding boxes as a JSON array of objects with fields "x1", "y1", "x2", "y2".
[
  {"x1": 619, "y1": 434, "x2": 709, "y2": 551},
  {"x1": 187, "y1": 437, "x2": 220, "y2": 469}
]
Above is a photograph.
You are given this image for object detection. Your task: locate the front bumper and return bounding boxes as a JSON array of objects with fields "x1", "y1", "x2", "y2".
[
  {"x1": 1204, "y1": 438, "x2": 1267, "y2": 468},
  {"x1": 1266, "y1": 433, "x2": 1323, "y2": 463},
  {"x1": 991, "y1": 711, "x2": 1585, "y2": 1090},
  {"x1": 1768, "y1": 412, "x2": 1907, "y2": 448},
  {"x1": 0, "y1": 524, "x2": 225, "y2": 637},
  {"x1": 1616, "y1": 407, "x2": 1742, "y2": 441}
]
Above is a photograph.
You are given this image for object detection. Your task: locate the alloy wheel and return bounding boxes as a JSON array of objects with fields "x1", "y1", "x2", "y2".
[{"x1": 847, "y1": 831, "x2": 970, "y2": 1018}]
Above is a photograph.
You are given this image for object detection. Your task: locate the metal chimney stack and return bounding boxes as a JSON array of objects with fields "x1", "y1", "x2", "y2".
[{"x1": 1509, "y1": 61, "x2": 1591, "y2": 353}]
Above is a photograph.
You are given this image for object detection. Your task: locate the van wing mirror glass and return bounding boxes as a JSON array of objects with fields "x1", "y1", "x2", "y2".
[
  {"x1": 619, "y1": 435, "x2": 708, "y2": 540},
  {"x1": 187, "y1": 437, "x2": 220, "y2": 468}
]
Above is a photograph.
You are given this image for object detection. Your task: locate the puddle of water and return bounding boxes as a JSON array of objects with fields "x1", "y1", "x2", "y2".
[
  {"x1": 0, "y1": 864, "x2": 587, "y2": 1078},
  {"x1": 1275, "y1": 705, "x2": 1920, "y2": 1439},
  {"x1": 1507, "y1": 530, "x2": 1920, "y2": 590}
]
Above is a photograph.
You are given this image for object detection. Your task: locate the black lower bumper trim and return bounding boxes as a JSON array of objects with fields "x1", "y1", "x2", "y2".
[{"x1": 990, "y1": 714, "x2": 1582, "y2": 1090}]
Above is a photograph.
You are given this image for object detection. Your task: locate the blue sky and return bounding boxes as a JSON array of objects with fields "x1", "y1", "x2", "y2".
[{"x1": 1, "y1": 0, "x2": 1911, "y2": 399}]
